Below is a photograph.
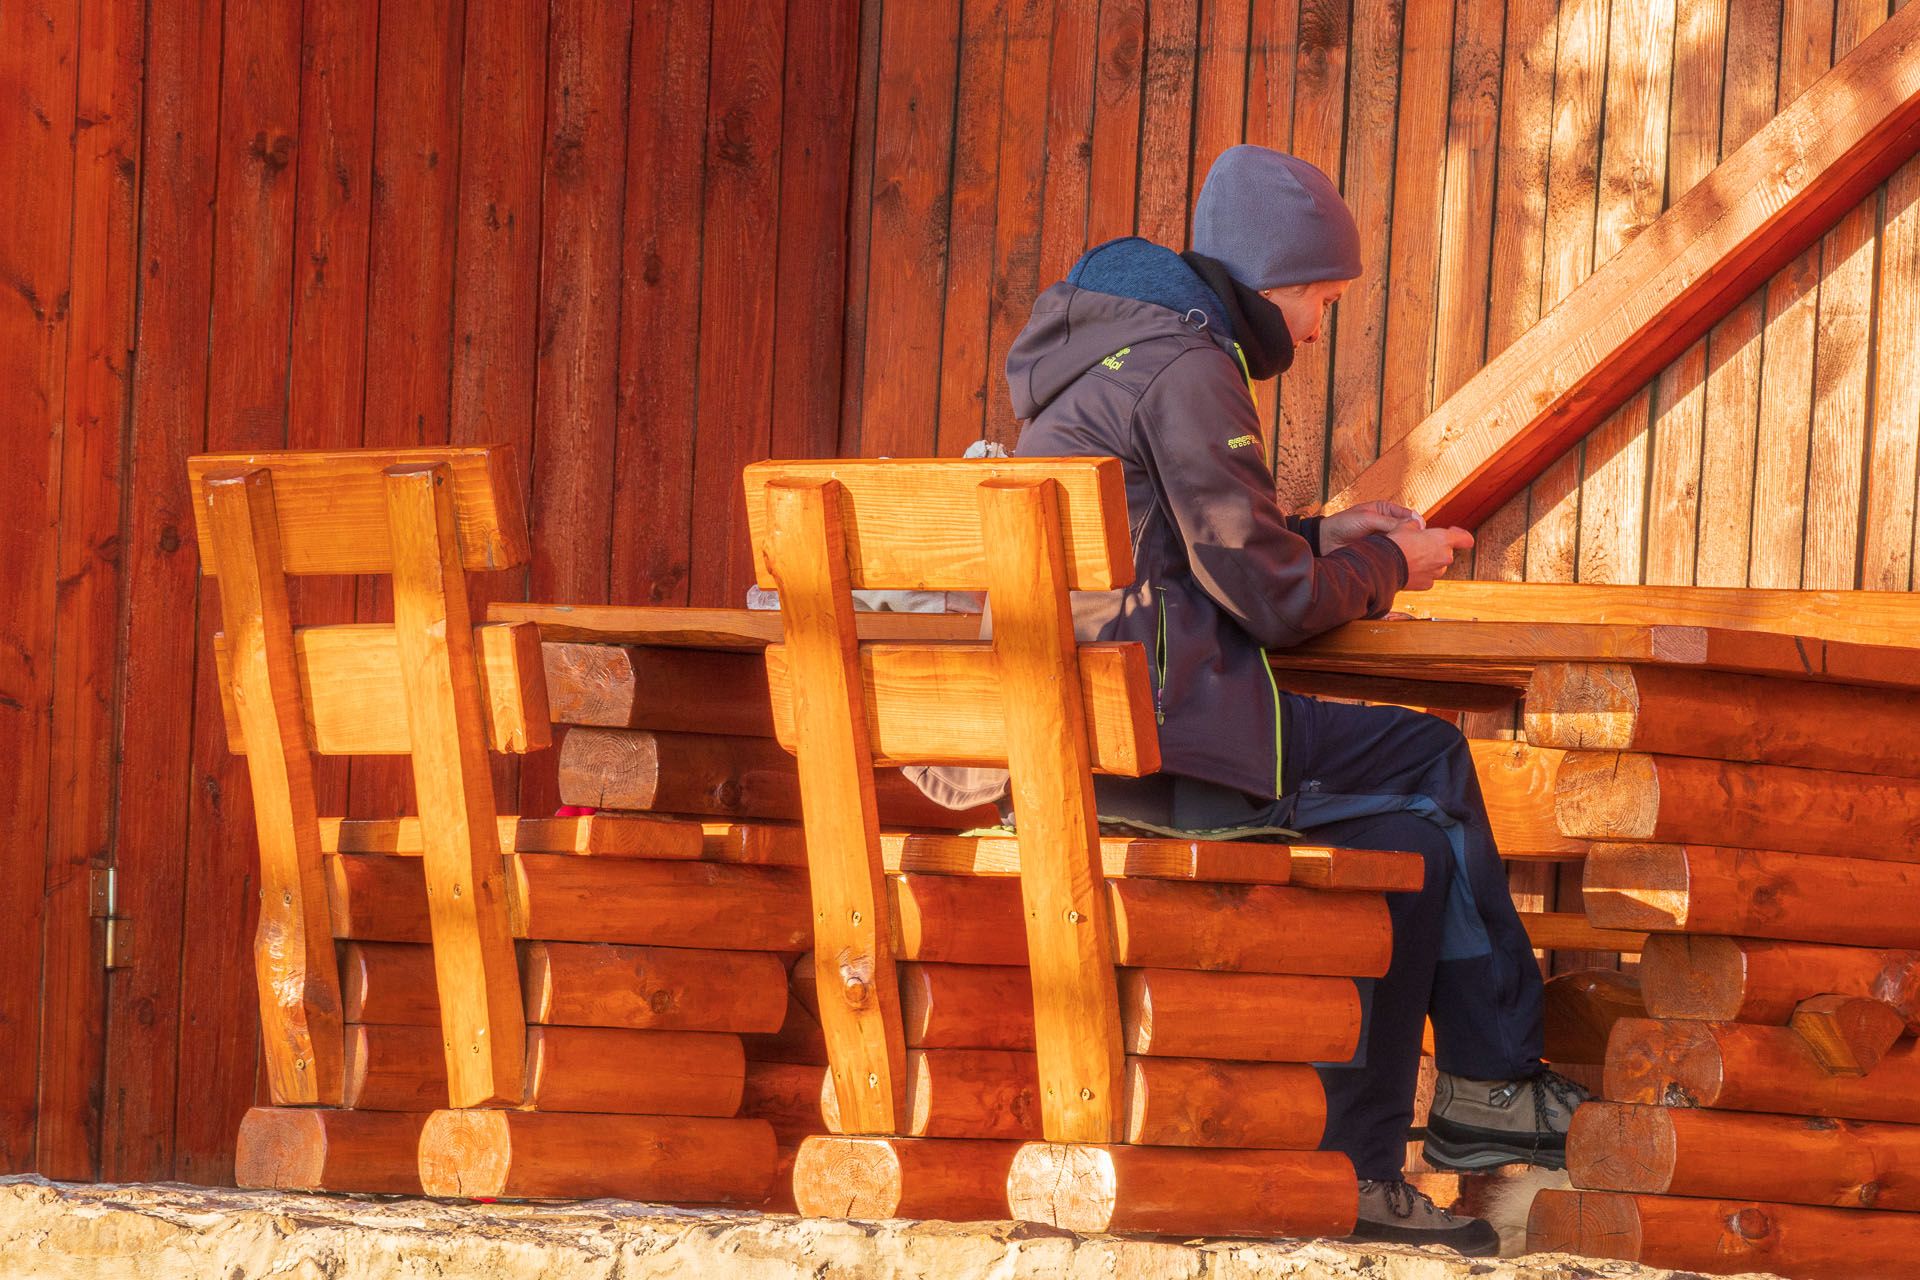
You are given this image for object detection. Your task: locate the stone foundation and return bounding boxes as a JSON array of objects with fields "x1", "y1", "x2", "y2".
[{"x1": 0, "y1": 1175, "x2": 1779, "y2": 1280}]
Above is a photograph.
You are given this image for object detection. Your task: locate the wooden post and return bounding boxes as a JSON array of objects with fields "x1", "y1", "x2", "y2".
[
  {"x1": 203, "y1": 469, "x2": 344, "y2": 1106},
  {"x1": 760, "y1": 477, "x2": 906, "y2": 1134},
  {"x1": 981, "y1": 477, "x2": 1127, "y2": 1144},
  {"x1": 382, "y1": 462, "x2": 524, "y2": 1107}
]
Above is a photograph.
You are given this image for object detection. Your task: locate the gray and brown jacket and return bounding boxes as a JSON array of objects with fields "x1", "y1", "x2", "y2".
[{"x1": 1006, "y1": 272, "x2": 1406, "y2": 800}]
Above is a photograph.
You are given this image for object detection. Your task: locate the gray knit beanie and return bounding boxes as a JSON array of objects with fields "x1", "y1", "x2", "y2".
[{"x1": 1191, "y1": 146, "x2": 1362, "y2": 289}]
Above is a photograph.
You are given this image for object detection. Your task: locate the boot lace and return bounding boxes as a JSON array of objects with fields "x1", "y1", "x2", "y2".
[
  {"x1": 1531, "y1": 1068, "x2": 1590, "y2": 1129},
  {"x1": 1360, "y1": 1178, "x2": 1460, "y2": 1223}
]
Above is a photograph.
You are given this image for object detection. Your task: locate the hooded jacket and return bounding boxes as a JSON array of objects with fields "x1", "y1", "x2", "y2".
[{"x1": 1010, "y1": 241, "x2": 1406, "y2": 800}]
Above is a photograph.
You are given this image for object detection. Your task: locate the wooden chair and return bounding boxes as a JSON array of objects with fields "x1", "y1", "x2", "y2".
[
  {"x1": 747, "y1": 458, "x2": 1424, "y2": 1234},
  {"x1": 197, "y1": 447, "x2": 785, "y2": 1203}
]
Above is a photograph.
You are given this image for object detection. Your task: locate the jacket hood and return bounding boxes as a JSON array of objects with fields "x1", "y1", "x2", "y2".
[{"x1": 1006, "y1": 281, "x2": 1214, "y2": 420}]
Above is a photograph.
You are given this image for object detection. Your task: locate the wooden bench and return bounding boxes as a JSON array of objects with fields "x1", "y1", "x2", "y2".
[
  {"x1": 195, "y1": 447, "x2": 790, "y2": 1206},
  {"x1": 741, "y1": 458, "x2": 1425, "y2": 1234}
]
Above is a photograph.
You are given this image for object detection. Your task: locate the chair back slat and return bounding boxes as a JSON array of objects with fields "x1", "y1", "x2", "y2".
[
  {"x1": 190, "y1": 446, "x2": 530, "y2": 576},
  {"x1": 744, "y1": 458, "x2": 1131, "y2": 592}
]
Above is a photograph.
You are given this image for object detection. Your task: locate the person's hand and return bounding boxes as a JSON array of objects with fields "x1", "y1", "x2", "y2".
[
  {"x1": 1388, "y1": 524, "x2": 1473, "y2": 590},
  {"x1": 1320, "y1": 499, "x2": 1423, "y2": 553}
]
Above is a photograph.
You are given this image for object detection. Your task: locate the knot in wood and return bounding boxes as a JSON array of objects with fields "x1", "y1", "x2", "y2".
[{"x1": 1730, "y1": 1206, "x2": 1772, "y2": 1240}]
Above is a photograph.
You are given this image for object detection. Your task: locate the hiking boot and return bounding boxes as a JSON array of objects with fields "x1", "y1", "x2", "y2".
[
  {"x1": 1346, "y1": 1178, "x2": 1500, "y2": 1255},
  {"x1": 1423, "y1": 1068, "x2": 1589, "y2": 1171}
]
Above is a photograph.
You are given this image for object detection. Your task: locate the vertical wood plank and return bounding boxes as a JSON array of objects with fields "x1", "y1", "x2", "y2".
[
  {"x1": 353, "y1": 0, "x2": 464, "y2": 823},
  {"x1": 384, "y1": 463, "x2": 526, "y2": 1108},
  {"x1": 0, "y1": 0, "x2": 78, "y2": 1174},
  {"x1": 836, "y1": 0, "x2": 886, "y2": 456},
  {"x1": 530, "y1": 0, "x2": 631, "y2": 609},
  {"x1": 1801, "y1": 0, "x2": 1886, "y2": 590},
  {"x1": 101, "y1": 0, "x2": 224, "y2": 1183},
  {"x1": 40, "y1": 0, "x2": 144, "y2": 1180},
  {"x1": 1643, "y1": 0, "x2": 1727, "y2": 585},
  {"x1": 981, "y1": 479, "x2": 1126, "y2": 1143},
  {"x1": 1038, "y1": 0, "x2": 1101, "y2": 288},
  {"x1": 1746, "y1": 0, "x2": 1833, "y2": 589},
  {"x1": 1275, "y1": 0, "x2": 1347, "y2": 515},
  {"x1": 982, "y1": 0, "x2": 1054, "y2": 445},
  {"x1": 1189, "y1": 0, "x2": 1252, "y2": 209},
  {"x1": 1328, "y1": 0, "x2": 1402, "y2": 493},
  {"x1": 1135, "y1": 0, "x2": 1201, "y2": 248},
  {"x1": 1524, "y1": 0, "x2": 1608, "y2": 586},
  {"x1": 1243, "y1": 0, "x2": 1299, "y2": 154},
  {"x1": 688, "y1": 0, "x2": 788, "y2": 604},
  {"x1": 611, "y1": 0, "x2": 710, "y2": 605},
  {"x1": 1377, "y1": 0, "x2": 1454, "y2": 445},
  {"x1": 762, "y1": 479, "x2": 907, "y2": 1134},
  {"x1": 938, "y1": 0, "x2": 1010, "y2": 456},
  {"x1": 288, "y1": 0, "x2": 379, "y2": 827},
  {"x1": 856, "y1": 0, "x2": 961, "y2": 459},
  {"x1": 203, "y1": 471, "x2": 347, "y2": 1110},
  {"x1": 1864, "y1": 154, "x2": 1920, "y2": 589},
  {"x1": 771, "y1": 0, "x2": 859, "y2": 461},
  {"x1": 1574, "y1": 0, "x2": 1673, "y2": 587},
  {"x1": 1430, "y1": 0, "x2": 1503, "y2": 408},
  {"x1": 1463, "y1": 0, "x2": 1556, "y2": 596},
  {"x1": 1087, "y1": 0, "x2": 1149, "y2": 249},
  {"x1": 174, "y1": 0, "x2": 308, "y2": 1182},
  {"x1": 1693, "y1": 0, "x2": 1780, "y2": 587}
]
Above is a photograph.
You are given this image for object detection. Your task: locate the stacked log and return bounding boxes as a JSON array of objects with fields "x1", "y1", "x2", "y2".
[
  {"x1": 238, "y1": 808, "x2": 816, "y2": 1207},
  {"x1": 1522, "y1": 660, "x2": 1920, "y2": 1279}
]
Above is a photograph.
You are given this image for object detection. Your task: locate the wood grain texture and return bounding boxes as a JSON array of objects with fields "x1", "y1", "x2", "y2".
[
  {"x1": 1329, "y1": 0, "x2": 1920, "y2": 528},
  {"x1": 383, "y1": 465, "x2": 525, "y2": 1107},
  {"x1": 525, "y1": 1025, "x2": 744, "y2": 1114},
  {"x1": 418, "y1": 1110, "x2": 775, "y2": 1202},
  {"x1": 1119, "y1": 968, "x2": 1360, "y2": 1062},
  {"x1": 820, "y1": 1048, "x2": 1043, "y2": 1141},
  {"x1": 1606, "y1": 1016, "x2": 1920, "y2": 1123},
  {"x1": 1530, "y1": 1187, "x2": 1920, "y2": 1278},
  {"x1": 1571, "y1": 1100, "x2": 1920, "y2": 1211},
  {"x1": 521, "y1": 940, "x2": 788, "y2": 1033},
  {"x1": 235, "y1": 1107, "x2": 427, "y2": 1194},
  {"x1": 1006, "y1": 1142, "x2": 1356, "y2": 1237},
  {"x1": 759, "y1": 480, "x2": 905, "y2": 1134},
  {"x1": 1638, "y1": 933, "x2": 1920, "y2": 1028},
  {"x1": 203, "y1": 472, "x2": 346, "y2": 1107},
  {"x1": 1377, "y1": 0, "x2": 1452, "y2": 448},
  {"x1": 791, "y1": 1134, "x2": 1022, "y2": 1221}
]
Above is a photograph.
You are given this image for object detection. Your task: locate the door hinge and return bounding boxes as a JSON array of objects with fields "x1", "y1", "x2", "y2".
[{"x1": 90, "y1": 867, "x2": 132, "y2": 969}]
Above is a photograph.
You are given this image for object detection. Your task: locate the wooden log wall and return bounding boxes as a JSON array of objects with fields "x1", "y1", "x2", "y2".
[{"x1": 6, "y1": 0, "x2": 1918, "y2": 1188}]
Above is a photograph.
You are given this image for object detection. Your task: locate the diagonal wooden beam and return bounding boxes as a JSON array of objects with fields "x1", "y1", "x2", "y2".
[{"x1": 1325, "y1": 1, "x2": 1920, "y2": 529}]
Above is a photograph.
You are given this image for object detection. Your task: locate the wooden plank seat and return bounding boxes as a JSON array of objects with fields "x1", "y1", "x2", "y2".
[
  {"x1": 194, "y1": 447, "x2": 791, "y2": 1207},
  {"x1": 743, "y1": 459, "x2": 1419, "y2": 1233}
]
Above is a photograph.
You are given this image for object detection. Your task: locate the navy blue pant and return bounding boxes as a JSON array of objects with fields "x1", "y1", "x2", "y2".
[
  {"x1": 1093, "y1": 695, "x2": 1544, "y2": 1181},
  {"x1": 1287, "y1": 695, "x2": 1544, "y2": 1180}
]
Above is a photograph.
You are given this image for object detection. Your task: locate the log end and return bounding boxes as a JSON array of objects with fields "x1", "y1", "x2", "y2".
[
  {"x1": 1524, "y1": 663, "x2": 1639, "y2": 750},
  {"x1": 1581, "y1": 844, "x2": 1690, "y2": 932},
  {"x1": 1789, "y1": 994, "x2": 1906, "y2": 1076},
  {"x1": 418, "y1": 1109, "x2": 513, "y2": 1198},
  {"x1": 1554, "y1": 753, "x2": 1660, "y2": 841},
  {"x1": 1638, "y1": 934, "x2": 1746, "y2": 1022},
  {"x1": 792, "y1": 1136, "x2": 906, "y2": 1219},
  {"x1": 1006, "y1": 1142, "x2": 1118, "y2": 1232},
  {"x1": 235, "y1": 1107, "x2": 327, "y2": 1190},
  {"x1": 1565, "y1": 1102, "x2": 1675, "y2": 1193},
  {"x1": 1603, "y1": 1017, "x2": 1721, "y2": 1108},
  {"x1": 1526, "y1": 1188, "x2": 1643, "y2": 1261}
]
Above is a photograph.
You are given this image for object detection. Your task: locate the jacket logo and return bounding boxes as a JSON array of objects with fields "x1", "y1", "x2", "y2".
[
  {"x1": 1101, "y1": 347, "x2": 1131, "y2": 370},
  {"x1": 1226, "y1": 433, "x2": 1259, "y2": 450}
]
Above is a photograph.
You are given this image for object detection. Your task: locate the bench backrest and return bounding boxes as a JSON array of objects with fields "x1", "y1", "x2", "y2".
[
  {"x1": 746, "y1": 457, "x2": 1150, "y2": 1143},
  {"x1": 190, "y1": 446, "x2": 536, "y2": 1111}
]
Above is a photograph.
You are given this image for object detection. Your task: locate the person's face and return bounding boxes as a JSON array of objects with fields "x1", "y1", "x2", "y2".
[{"x1": 1263, "y1": 278, "x2": 1350, "y2": 344}]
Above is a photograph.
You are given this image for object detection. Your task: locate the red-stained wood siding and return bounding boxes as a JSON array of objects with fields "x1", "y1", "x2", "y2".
[{"x1": 9, "y1": 0, "x2": 1920, "y2": 1185}]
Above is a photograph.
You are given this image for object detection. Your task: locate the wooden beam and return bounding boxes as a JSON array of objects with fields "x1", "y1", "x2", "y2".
[
  {"x1": 234, "y1": 1107, "x2": 427, "y2": 1194},
  {"x1": 1605, "y1": 1017, "x2": 1920, "y2": 1124},
  {"x1": 416, "y1": 1110, "x2": 775, "y2": 1202},
  {"x1": 524, "y1": 1026, "x2": 745, "y2": 1114},
  {"x1": 488, "y1": 602, "x2": 981, "y2": 649},
  {"x1": 1123, "y1": 1058, "x2": 1324, "y2": 1149},
  {"x1": 1571, "y1": 1101, "x2": 1920, "y2": 1211},
  {"x1": 522, "y1": 941, "x2": 789, "y2": 1033},
  {"x1": 542, "y1": 641, "x2": 774, "y2": 735},
  {"x1": 1327, "y1": 2, "x2": 1920, "y2": 527},
  {"x1": 790, "y1": 1135, "x2": 1021, "y2": 1221},
  {"x1": 1584, "y1": 843, "x2": 1920, "y2": 947},
  {"x1": 1403, "y1": 580, "x2": 1920, "y2": 649},
  {"x1": 1527, "y1": 662, "x2": 1920, "y2": 776},
  {"x1": 766, "y1": 640, "x2": 1159, "y2": 774},
  {"x1": 1528, "y1": 1187, "x2": 1920, "y2": 1278},
  {"x1": 819, "y1": 1048, "x2": 1042, "y2": 1141},
  {"x1": 215, "y1": 622, "x2": 550, "y2": 756},
  {"x1": 1639, "y1": 934, "x2": 1920, "y2": 1030},
  {"x1": 1519, "y1": 911, "x2": 1644, "y2": 955},
  {"x1": 1117, "y1": 968, "x2": 1360, "y2": 1062},
  {"x1": 1005, "y1": 1143, "x2": 1356, "y2": 1237},
  {"x1": 320, "y1": 813, "x2": 703, "y2": 858},
  {"x1": 1556, "y1": 754, "x2": 1920, "y2": 859}
]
